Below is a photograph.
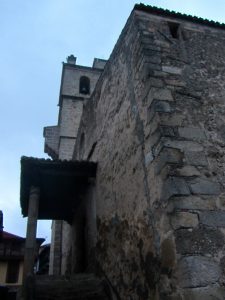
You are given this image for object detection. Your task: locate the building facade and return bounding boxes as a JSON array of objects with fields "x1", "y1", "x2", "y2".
[
  {"x1": 44, "y1": 56, "x2": 106, "y2": 275},
  {"x1": 21, "y1": 4, "x2": 225, "y2": 300},
  {"x1": 0, "y1": 230, "x2": 44, "y2": 299}
]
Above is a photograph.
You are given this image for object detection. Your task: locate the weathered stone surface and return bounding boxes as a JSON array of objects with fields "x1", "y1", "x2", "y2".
[
  {"x1": 164, "y1": 140, "x2": 204, "y2": 152},
  {"x1": 165, "y1": 78, "x2": 186, "y2": 87},
  {"x1": 185, "y1": 151, "x2": 208, "y2": 166},
  {"x1": 189, "y1": 179, "x2": 220, "y2": 195},
  {"x1": 162, "y1": 66, "x2": 182, "y2": 75},
  {"x1": 176, "y1": 256, "x2": 221, "y2": 288},
  {"x1": 148, "y1": 77, "x2": 163, "y2": 88},
  {"x1": 178, "y1": 127, "x2": 206, "y2": 141},
  {"x1": 170, "y1": 212, "x2": 198, "y2": 229},
  {"x1": 145, "y1": 55, "x2": 162, "y2": 64},
  {"x1": 175, "y1": 227, "x2": 225, "y2": 255},
  {"x1": 169, "y1": 196, "x2": 217, "y2": 211},
  {"x1": 35, "y1": 274, "x2": 109, "y2": 300},
  {"x1": 153, "y1": 88, "x2": 174, "y2": 101},
  {"x1": 200, "y1": 211, "x2": 225, "y2": 227},
  {"x1": 153, "y1": 100, "x2": 173, "y2": 113},
  {"x1": 155, "y1": 148, "x2": 183, "y2": 174},
  {"x1": 159, "y1": 113, "x2": 185, "y2": 126},
  {"x1": 160, "y1": 126, "x2": 177, "y2": 137},
  {"x1": 160, "y1": 238, "x2": 176, "y2": 270},
  {"x1": 145, "y1": 150, "x2": 154, "y2": 166},
  {"x1": 173, "y1": 165, "x2": 200, "y2": 177},
  {"x1": 69, "y1": 8, "x2": 225, "y2": 300},
  {"x1": 182, "y1": 285, "x2": 225, "y2": 300},
  {"x1": 147, "y1": 101, "x2": 173, "y2": 123},
  {"x1": 161, "y1": 177, "x2": 190, "y2": 201}
]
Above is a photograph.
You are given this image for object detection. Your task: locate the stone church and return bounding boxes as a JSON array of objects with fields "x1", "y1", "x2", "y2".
[{"x1": 20, "y1": 4, "x2": 225, "y2": 300}]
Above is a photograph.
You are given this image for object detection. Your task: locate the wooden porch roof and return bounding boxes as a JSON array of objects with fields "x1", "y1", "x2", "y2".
[{"x1": 20, "y1": 157, "x2": 97, "y2": 223}]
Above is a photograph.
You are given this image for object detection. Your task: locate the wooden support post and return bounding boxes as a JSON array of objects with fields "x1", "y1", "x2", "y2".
[{"x1": 22, "y1": 186, "x2": 39, "y2": 299}]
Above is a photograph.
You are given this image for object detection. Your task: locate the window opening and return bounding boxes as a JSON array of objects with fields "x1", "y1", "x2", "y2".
[
  {"x1": 6, "y1": 260, "x2": 20, "y2": 283},
  {"x1": 168, "y1": 22, "x2": 180, "y2": 39},
  {"x1": 79, "y1": 76, "x2": 90, "y2": 95}
]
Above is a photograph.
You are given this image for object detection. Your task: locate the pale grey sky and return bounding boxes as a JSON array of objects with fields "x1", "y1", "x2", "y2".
[{"x1": 1, "y1": 0, "x2": 225, "y2": 243}]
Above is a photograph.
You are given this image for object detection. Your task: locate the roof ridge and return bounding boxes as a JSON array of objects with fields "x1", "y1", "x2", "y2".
[{"x1": 134, "y1": 3, "x2": 225, "y2": 29}]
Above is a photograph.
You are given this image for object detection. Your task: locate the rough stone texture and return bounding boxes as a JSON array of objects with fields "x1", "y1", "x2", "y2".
[
  {"x1": 182, "y1": 285, "x2": 225, "y2": 300},
  {"x1": 178, "y1": 127, "x2": 206, "y2": 141},
  {"x1": 71, "y1": 9, "x2": 225, "y2": 299},
  {"x1": 189, "y1": 179, "x2": 220, "y2": 195},
  {"x1": 161, "y1": 177, "x2": 190, "y2": 201},
  {"x1": 168, "y1": 196, "x2": 217, "y2": 211},
  {"x1": 170, "y1": 212, "x2": 198, "y2": 229},
  {"x1": 200, "y1": 211, "x2": 225, "y2": 227},
  {"x1": 184, "y1": 151, "x2": 208, "y2": 166},
  {"x1": 175, "y1": 227, "x2": 225, "y2": 255},
  {"x1": 176, "y1": 256, "x2": 221, "y2": 288},
  {"x1": 46, "y1": 6, "x2": 225, "y2": 300},
  {"x1": 173, "y1": 165, "x2": 200, "y2": 177}
]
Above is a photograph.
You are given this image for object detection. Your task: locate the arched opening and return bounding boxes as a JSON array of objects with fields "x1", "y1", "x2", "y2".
[{"x1": 79, "y1": 76, "x2": 90, "y2": 95}]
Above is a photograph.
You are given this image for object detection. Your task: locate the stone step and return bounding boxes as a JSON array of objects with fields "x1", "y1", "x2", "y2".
[{"x1": 35, "y1": 273, "x2": 110, "y2": 300}]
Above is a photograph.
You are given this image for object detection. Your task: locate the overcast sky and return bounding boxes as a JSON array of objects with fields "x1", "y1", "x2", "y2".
[{"x1": 1, "y1": 0, "x2": 225, "y2": 243}]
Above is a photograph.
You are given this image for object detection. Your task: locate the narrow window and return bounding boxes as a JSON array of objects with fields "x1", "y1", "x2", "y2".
[
  {"x1": 79, "y1": 133, "x2": 85, "y2": 159},
  {"x1": 168, "y1": 22, "x2": 180, "y2": 39},
  {"x1": 6, "y1": 260, "x2": 20, "y2": 283},
  {"x1": 79, "y1": 76, "x2": 90, "y2": 95}
]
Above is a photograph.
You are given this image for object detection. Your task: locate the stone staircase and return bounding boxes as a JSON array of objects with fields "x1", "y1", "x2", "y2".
[{"x1": 30, "y1": 273, "x2": 111, "y2": 300}]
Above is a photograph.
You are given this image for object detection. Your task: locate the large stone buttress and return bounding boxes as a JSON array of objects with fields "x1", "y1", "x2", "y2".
[{"x1": 74, "y1": 6, "x2": 225, "y2": 300}]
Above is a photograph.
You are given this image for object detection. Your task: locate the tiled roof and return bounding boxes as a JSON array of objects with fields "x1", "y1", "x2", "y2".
[
  {"x1": 134, "y1": 3, "x2": 225, "y2": 30},
  {"x1": 2, "y1": 231, "x2": 25, "y2": 240},
  {"x1": 2, "y1": 231, "x2": 45, "y2": 244}
]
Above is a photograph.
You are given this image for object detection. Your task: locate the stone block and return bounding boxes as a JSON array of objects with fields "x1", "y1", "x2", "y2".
[
  {"x1": 182, "y1": 285, "x2": 225, "y2": 300},
  {"x1": 169, "y1": 196, "x2": 217, "y2": 211},
  {"x1": 153, "y1": 88, "x2": 174, "y2": 101},
  {"x1": 147, "y1": 62, "x2": 162, "y2": 71},
  {"x1": 161, "y1": 177, "x2": 190, "y2": 201},
  {"x1": 200, "y1": 211, "x2": 225, "y2": 227},
  {"x1": 164, "y1": 140, "x2": 204, "y2": 152},
  {"x1": 155, "y1": 148, "x2": 183, "y2": 174},
  {"x1": 174, "y1": 166, "x2": 200, "y2": 177},
  {"x1": 148, "y1": 77, "x2": 163, "y2": 88},
  {"x1": 175, "y1": 227, "x2": 224, "y2": 255},
  {"x1": 145, "y1": 55, "x2": 162, "y2": 64},
  {"x1": 159, "y1": 113, "x2": 185, "y2": 127},
  {"x1": 145, "y1": 150, "x2": 154, "y2": 166},
  {"x1": 178, "y1": 127, "x2": 206, "y2": 141},
  {"x1": 185, "y1": 151, "x2": 208, "y2": 166},
  {"x1": 176, "y1": 256, "x2": 221, "y2": 288},
  {"x1": 189, "y1": 179, "x2": 220, "y2": 195},
  {"x1": 170, "y1": 212, "x2": 198, "y2": 229},
  {"x1": 160, "y1": 126, "x2": 177, "y2": 137},
  {"x1": 162, "y1": 66, "x2": 182, "y2": 75},
  {"x1": 153, "y1": 101, "x2": 173, "y2": 113},
  {"x1": 165, "y1": 78, "x2": 186, "y2": 87},
  {"x1": 147, "y1": 101, "x2": 173, "y2": 123}
]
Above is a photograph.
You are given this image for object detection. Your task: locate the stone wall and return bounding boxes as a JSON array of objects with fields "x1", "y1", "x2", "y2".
[
  {"x1": 45, "y1": 58, "x2": 105, "y2": 276},
  {"x1": 74, "y1": 9, "x2": 225, "y2": 300}
]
